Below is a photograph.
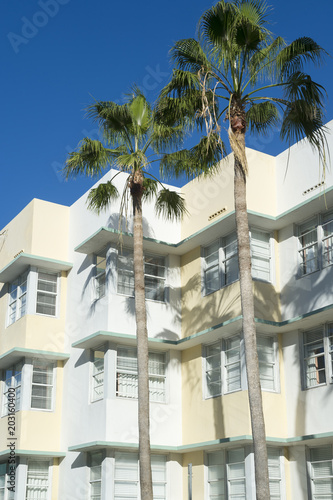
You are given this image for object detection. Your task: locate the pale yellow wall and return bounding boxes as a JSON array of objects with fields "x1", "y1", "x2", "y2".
[
  {"x1": 0, "y1": 363, "x2": 64, "y2": 453},
  {"x1": 180, "y1": 248, "x2": 242, "y2": 338},
  {"x1": 51, "y1": 458, "x2": 60, "y2": 500},
  {"x1": 0, "y1": 273, "x2": 67, "y2": 356},
  {"x1": 182, "y1": 451, "x2": 204, "y2": 500},
  {"x1": 0, "y1": 201, "x2": 34, "y2": 271},
  {"x1": 181, "y1": 149, "x2": 277, "y2": 240},
  {"x1": 29, "y1": 200, "x2": 70, "y2": 263},
  {"x1": 182, "y1": 343, "x2": 288, "y2": 446},
  {"x1": 181, "y1": 246, "x2": 281, "y2": 338},
  {"x1": 0, "y1": 199, "x2": 70, "y2": 273}
]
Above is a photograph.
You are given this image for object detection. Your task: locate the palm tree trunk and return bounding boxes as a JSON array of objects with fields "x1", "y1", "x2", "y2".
[
  {"x1": 233, "y1": 133, "x2": 270, "y2": 500},
  {"x1": 131, "y1": 171, "x2": 153, "y2": 500}
]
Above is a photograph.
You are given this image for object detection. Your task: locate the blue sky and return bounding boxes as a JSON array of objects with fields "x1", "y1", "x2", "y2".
[{"x1": 1, "y1": 0, "x2": 333, "y2": 230}]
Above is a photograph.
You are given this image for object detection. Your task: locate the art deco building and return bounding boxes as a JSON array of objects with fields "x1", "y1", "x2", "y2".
[{"x1": 0, "y1": 122, "x2": 333, "y2": 499}]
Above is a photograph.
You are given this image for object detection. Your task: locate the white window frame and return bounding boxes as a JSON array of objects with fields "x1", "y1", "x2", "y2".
[
  {"x1": 7, "y1": 271, "x2": 28, "y2": 325},
  {"x1": 302, "y1": 323, "x2": 333, "y2": 389},
  {"x1": 30, "y1": 360, "x2": 54, "y2": 411},
  {"x1": 89, "y1": 451, "x2": 103, "y2": 500},
  {"x1": 91, "y1": 347, "x2": 105, "y2": 402},
  {"x1": 25, "y1": 459, "x2": 50, "y2": 500},
  {"x1": 36, "y1": 270, "x2": 58, "y2": 317},
  {"x1": 250, "y1": 228, "x2": 272, "y2": 282},
  {"x1": 204, "y1": 334, "x2": 279, "y2": 399},
  {"x1": 202, "y1": 229, "x2": 272, "y2": 296},
  {"x1": 308, "y1": 445, "x2": 333, "y2": 500},
  {"x1": 297, "y1": 212, "x2": 333, "y2": 277},
  {"x1": 114, "y1": 452, "x2": 166, "y2": 500},
  {"x1": 117, "y1": 249, "x2": 166, "y2": 302},
  {"x1": 116, "y1": 347, "x2": 166, "y2": 402},
  {"x1": 1, "y1": 362, "x2": 22, "y2": 416},
  {"x1": 206, "y1": 447, "x2": 285, "y2": 500},
  {"x1": 95, "y1": 249, "x2": 107, "y2": 300}
]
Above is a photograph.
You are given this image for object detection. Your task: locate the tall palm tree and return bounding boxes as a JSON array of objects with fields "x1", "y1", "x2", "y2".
[
  {"x1": 65, "y1": 88, "x2": 188, "y2": 500},
  {"x1": 157, "y1": 1, "x2": 328, "y2": 498}
]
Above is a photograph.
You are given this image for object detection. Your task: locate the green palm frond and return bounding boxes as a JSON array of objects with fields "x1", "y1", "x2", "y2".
[
  {"x1": 246, "y1": 101, "x2": 279, "y2": 134},
  {"x1": 115, "y1": 150, "x2": 148, "y2": 171},
  {"x1": 155, "y1": 189, "x2": 188, "y2": 221},
  {"x1": 129, "y1": 94, "x2": 151, "y2": 136},
  {"x1": 283, "y1": 72, "x2": 326, "y2": 108},
  {"x1": 276, "y1": 37, "x2": 327, "y2": 81},
  {"x1": 142, "y1": 177, "x2": 159, "y2": 202},
  {"x1": 86, "y1": 180, "x2": 120, "y2": 214},
  {"x1": 170, "y1": 39, "x2": 212, "y2": 73},
  {"x1": 280, "y1": 99, "x2": 328, "y2": 159},
  {"x1": 160, "y1": 132, "x2": 226, "y2": 180},
  {"x1": 65, "y1": 139, "x2": 116, "y2": 178}
]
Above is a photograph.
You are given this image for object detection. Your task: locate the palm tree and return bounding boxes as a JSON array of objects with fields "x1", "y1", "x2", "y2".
[
  {"x1": 157, "y1": 1, "x2": 328, "y2": 498},
  {"x1": 65, "y1": 88, "x2": 188, "y2": 500}
]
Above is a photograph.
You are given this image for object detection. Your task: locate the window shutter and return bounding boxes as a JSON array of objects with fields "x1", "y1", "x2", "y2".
[
  {"x1": 257, "y1": 336, "x2": 275, "y2": 391},
  {"x1": 206, "y1": 342, "x2": 222, "y2": 397},
  {"x1": 224, "y1": 336, "x2": 241, "y2": 392},
  {"x1": 208, "y1": 450, "x2": 225, "y2": 499},
  {"x1": 114, "y1": 453, "x2": 139, "y2": 500}
]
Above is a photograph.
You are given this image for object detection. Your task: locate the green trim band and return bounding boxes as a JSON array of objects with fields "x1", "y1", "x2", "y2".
[
  {"x1": 68, "y1": 431, "x2": 333, "y2": 454},
  {"x1": 72, "y1": 302, "x2": 333, "y2": 349},
  {"x1": 0, "y1": 449, "x2": 66, "y2": 458}
]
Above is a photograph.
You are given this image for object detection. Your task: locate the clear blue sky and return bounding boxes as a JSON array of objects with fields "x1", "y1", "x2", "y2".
[{"x1": 1, "y1": 0, "x2": 333, "y2": 230}]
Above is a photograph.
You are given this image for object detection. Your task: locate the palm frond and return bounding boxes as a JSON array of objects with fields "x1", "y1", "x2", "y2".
[
  {"x1": 115, "y1": 150, "x2": 148, "y2": 172},
  {"x1": 160, "y1": 132, "x2": 226, "y2": 180},
  {"x1": 276, "y1": 37, "x2": 328, "y2": 81},
  {"x1": 246, "y1": 101, "x2": 279, "y2": 134},
  {"x1": 86, "y1": 180, "x2": 119, "y2": 214},
  {"x1": 141, "y1": 177, "x2": 159, "y2": 202},
  {"x1": 65, "y1": 139, "x2": 116, "y2": 178},
  {"x1": 280, "y1": 99, "x2": 329, "y2": 166},
  {"x1": 155, "y1": 189, "x2": 188, "y2": 221},
  {"x1": 170, "y1": 38, "x2": 212, "y2": 73},
  {"x1": 86, "y1": 101, "x2": 133, "y2": 147},
  {"x1": 283, "y1": 72, "x2": 326, "y2": 108}
]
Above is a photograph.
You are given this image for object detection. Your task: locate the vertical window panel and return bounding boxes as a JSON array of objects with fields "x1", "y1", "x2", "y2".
[
  {"x1": 206, "y1": 342, "x2": 222, "y2": 397},
  {"x1": 257, "y1": 336, "x2": 276, "y2": 391},
  {"x1": 224, "y1": 336, "x2": 241, "y2": 393},
  {"x1": 92, "y1": 349, "x2": 104, "y2": 402},
  {"x1": 251, "y1": 230, "x2": 271, "y2": 281},
  {"x1": 2, "y1": 362, "x2": 22, "y2": 416},
  {"x1": 298, "y1": 218, "x2": 318, "y2": 275},
  {"x1": 90, "y1": 452, "x2": 102, "y2": 500},
  {"x1": 116, "y1": 348, "x2": 166, "y2": 402},
  {"x1": 304, "y1": 328, "x2": 326, "y2": 388},
  {"x1": 25, "y1": 461, "x2": 49, "y2": 500},
  {"x1": 309, "y1": 446, "x2": 333, "y2": 500},
  {"x1": 31, "y1": 361, "x2": 53, "y2": 410},
  {"x1": 36, "y1": 271, "x2": 57, "y2": 316}
]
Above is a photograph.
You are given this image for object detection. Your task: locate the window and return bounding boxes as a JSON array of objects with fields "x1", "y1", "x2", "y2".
[
  {"x1": 36, "y1": 270, "x2": 57, "y2": 316},
  {"x1": 117, "y1": 249, "x2": 166, "y2": 301},
  {"x1": 0, "y1": 463, "x2": 14, "y2": 500},
  {"x1": 203, "y1": 229, "x2": 271, "y2": 295},
  {"x1": 25, "y1": 460, "x2": 49, "y2": 500},
  {"x1": 207, "y1": 447, "x2": 284, "y2": 499},
  {"x1": 90, "y1": 452, "x2": 102, "y2": 500},
  {"x1": 95, "y1": 250, "x2": 106, "y2": 300},
  {"x1": 251, "y1": 229, "x2": 271, "y2": 281},
  {"x1": 114, "y1": 453, "x2": 166, "y2": 500},
  {"x1": 257, "y1": 336, "x2": 276, "y2": 391},
  {"x1": 205, "y1": 335, "x2": 278, "y2": 398},
  {"x1": 303, "y1": 324, "x2": 333, "y2": 389},
  {"x1": 298, "y1": 212, "x2": 333, "y2": 276},
  {"x1": 8, "y1": 271, "x2": 27, "y2": 325},
  {"x1": 309, "y1": 445, "x2": 333, "y2": 500},
  {"x1": 2, "y1": 362, "x2": 22, "y2": 416},
  {"x1": 31, "y1": 361, "x2": 53, "y2": 410},
  {"x1": 91, "y1": 348, "x2": 104, "y2": 402},
  {"x1": 298, "y1": 218, "x2": 319, "y2": 275},
  {"x1": 116, "y1": 348, "x2": 166, "y2": 402}
]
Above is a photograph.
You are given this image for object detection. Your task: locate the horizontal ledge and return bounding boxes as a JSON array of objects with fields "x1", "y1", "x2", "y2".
[
  {"x1": 0, "y1": 448, "x2": 66, "y2": 458},
  {"x1": 72, "y1": 302, "x2": 333, "y2": 351},
  {"x1": 68, "y1": 431, "x2": 333, "y2": 454},
  {"x1": 0, "y1": 253, "x2": 73, "y2": 283},
  {"x1": 75, "y1": 187, "x2": 333, "y2": 257},
  {"x1": 0, "y1": 348, "x2": 70, "y2": 370}
]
